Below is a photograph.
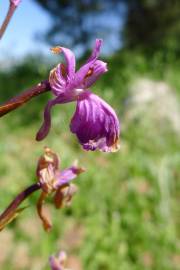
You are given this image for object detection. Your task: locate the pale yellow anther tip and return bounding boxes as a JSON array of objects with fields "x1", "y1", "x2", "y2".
[{"x1": 50, "y1": 47, "x2": 62, "y2": 54}]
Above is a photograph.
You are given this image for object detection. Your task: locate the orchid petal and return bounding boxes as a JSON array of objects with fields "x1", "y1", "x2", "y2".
[
  {"x1": 59, "y1": 47, "x2": 76, "y2": 80},
  {"x1": 72, "y1": 39, "x2": 104, "y2": 89},
  {"x1": 49, "y1": 64, "x2": 67, "y2": 96},
  {"x1": 54, "y1": 165, "x2": 85, "y2": 188},
  {"x1": 36, "y1": 91, "x2": 79, "y2": 141},
  {"x1": 37, "y1": 191, "x2": 52, "y2": 231},
  {"x1": 49, "y1": 256, "x2": 61, "y2": 270},
  {"x1": 49, "y1": 251, "x2": 67, "y2": 270},
  {"x1": 87, "y1": 38, "x2": 103, "y2": 63},
  {"x1": 54, "y1": 183, "x2": 78, "y2": 209},
  {"x1": 70, "y1": 91, "x2": 120, "y2": 152},
  {"x1": 83, "y1": 60, "x2": 108, "y2": 88},
  {"x1": 36, "y1": 98, "x2": 59, "y2": 141}
]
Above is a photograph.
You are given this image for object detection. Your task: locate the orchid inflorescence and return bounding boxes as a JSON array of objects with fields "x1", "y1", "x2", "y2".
[
  {"x1": 0, "y1": 1, "x2": 120, "y2": 268},
  {"x1": 0, "y1": 147, "x2": 85, "y2": 232},
  {"x1": 0, "y1": 38, "x2": 120, "y2": 152}
]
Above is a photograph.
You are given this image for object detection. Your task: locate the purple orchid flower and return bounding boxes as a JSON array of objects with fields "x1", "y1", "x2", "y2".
[{"x1": 36, "y1": 39, "x2": 120, "y2": 152}]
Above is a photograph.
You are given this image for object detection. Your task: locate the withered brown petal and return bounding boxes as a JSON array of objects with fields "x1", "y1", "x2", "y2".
[{"x1": 36, "y1": 191, "x2": 52, "y2": 232}]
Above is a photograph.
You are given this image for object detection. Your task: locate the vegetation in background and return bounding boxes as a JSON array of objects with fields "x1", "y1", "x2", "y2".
[
  {"x1": 124, "y1": 0, "x2": 180, "y2": 55},
  {"x1": 34, "y1": 0, "x2": 180, "y2": 58},
  {"x1": 0, "y1": 49, "x2": 179, "y2": 269}
]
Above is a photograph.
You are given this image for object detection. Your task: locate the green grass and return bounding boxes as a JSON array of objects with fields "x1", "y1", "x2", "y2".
[{"x1": 0, "y1": 51, "x2": 179, "y2": 270}]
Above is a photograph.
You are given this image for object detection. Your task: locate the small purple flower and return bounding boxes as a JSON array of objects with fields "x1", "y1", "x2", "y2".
[
  {"x1": 49, "y1": 251, "x2": 69, "y2": 270},
  {"x1": 36, "y1": 39, "x2": 120, "y2": 152},
  {"x1": 10, "y1": 0, "x2": 21, "y2": 6}
]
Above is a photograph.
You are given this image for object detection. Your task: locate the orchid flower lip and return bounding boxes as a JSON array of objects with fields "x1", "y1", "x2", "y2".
[{"x1": 70, "y1": 91, "x2": 120, "y2": 152}]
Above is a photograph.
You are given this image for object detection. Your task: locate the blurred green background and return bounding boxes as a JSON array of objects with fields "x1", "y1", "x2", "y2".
[{"x1": 0, "y1": 1, "x2": 179, "y2": 269}]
